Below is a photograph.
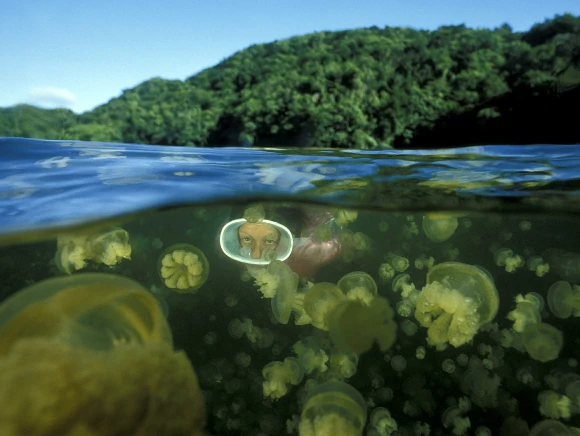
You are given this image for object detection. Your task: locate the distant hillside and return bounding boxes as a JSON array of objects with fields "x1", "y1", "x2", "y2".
[
  {"x1": 0, "y1": 105, "x2": 77, "y2": 140},
  {"x1": 1, "y1": 14, "x2": 579, "y2": 149}
]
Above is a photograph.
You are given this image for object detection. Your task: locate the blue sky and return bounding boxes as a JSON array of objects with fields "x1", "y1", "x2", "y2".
[{"x1": 1, "y1": 0, "x2": 578, "y2": 113}]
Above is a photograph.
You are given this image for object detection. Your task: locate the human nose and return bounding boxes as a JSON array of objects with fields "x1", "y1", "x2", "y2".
[{"x1": 251, "y1": 244, "x2": 262, "y2": 259}]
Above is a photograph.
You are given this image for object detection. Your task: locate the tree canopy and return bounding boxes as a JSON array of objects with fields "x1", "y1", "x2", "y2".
[{"x1": 1, "y1": 14, "x2": 579, "y2": 149}]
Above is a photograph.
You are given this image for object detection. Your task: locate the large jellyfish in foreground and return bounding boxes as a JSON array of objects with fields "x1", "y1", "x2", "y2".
[
  {"x1": 0, "y1": 273, "x2": 207, "y2": 436},
  {"x1": 0, "y1": 273, "x2": 172, "y2": 355}
]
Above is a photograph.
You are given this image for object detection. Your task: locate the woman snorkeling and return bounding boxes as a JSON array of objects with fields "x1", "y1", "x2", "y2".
[{"x1": 219, "y1": 205, "x2": 343, "y2": 277}]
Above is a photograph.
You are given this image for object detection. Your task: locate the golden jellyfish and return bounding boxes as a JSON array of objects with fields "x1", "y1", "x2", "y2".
[
  {"x1": 338, "y1": 229, "x2": 356, "y2": 262},
  {"x1": 262, "y1": 357, "x2": 304, "y2": 400},
  {"x1": 243, "y1": 203, "x2": 265, "y2": 223},
  {"x1": 337, "y1": 271, "x2": 378, "y2": 306},
  {"x1": 543, "y1": 248, "x2": 580, "y2": 283},
  {"x1": 303, "y1": 282, "x2": 346, "y2": 330},
  {"x1": 333, "y1": 209, "x2": 358, "y2": 227},
  {"x1": 0, "y1": 273, "x2": 172, "y2": 357},
  {"x1": 547, "y1": 280, "x2": 580, "y2": 319},
  {"x1": 87, "y1": 227, "x2": 132, "y2": 266},
  {"x1": 529, "y1": 419, "x2": 578, "y2": 436},
  {"x1": 327, "y1": 296, "x2": 397, "y2": 355},
  {"x1": 523, "y1": 322, "x2": 563, "y2": 363},
  {"x1": 422, "y1": 214, "x2": 459, "y2": 242},
  {"x1": 313, "y1": 223, "x2": 333, "y2": 242},
  {"x1": 0, "y1": 339, "x2": 207, "y2": 436},
  {"x1": 55, "y1": 227, "x2": 131, "y2": 274},
  {"x1": 54, "y1": 234, "x2": 90, "y2": 274},
  {"x1": 158, "y1": 243, "x2": 209, "y2": 293},
  {"x1": 268, "y1": 260, "x2": 300, "y2": 324},
  {"x1": 414, "y1": 262, "x2": 499, "y2": 349},
  {"x1": 299, "y1": 381, "x2": 367, "y2": 436},
  {"x1": 293, "y1": 337, "x2": 329, "y2": 375},
  {"x1": 352, "y1": 232, "x2": 370, "y2": 251}
]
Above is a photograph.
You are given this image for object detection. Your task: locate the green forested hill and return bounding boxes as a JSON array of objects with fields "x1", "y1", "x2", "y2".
[
  {"x1": 0, "y1": 105, "x2": 78, "y2": 140},
  {"x1": 2, "y1": 14, "x2": 579, "y2": 149}
]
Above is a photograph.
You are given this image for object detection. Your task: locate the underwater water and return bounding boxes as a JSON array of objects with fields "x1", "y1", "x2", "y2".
[{"x1": 2, "y1": 137, "x2": 580, "y2": 435}]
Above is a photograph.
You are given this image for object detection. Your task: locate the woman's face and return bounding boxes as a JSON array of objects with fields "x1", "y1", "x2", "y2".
[{"x1": 238, "y1": 222, "x2": 280, "y2": 259}]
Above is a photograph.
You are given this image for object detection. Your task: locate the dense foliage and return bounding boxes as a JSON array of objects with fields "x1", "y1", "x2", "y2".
[{"x1": 1, "y1": 14, "x2": 579, "y2": 149}]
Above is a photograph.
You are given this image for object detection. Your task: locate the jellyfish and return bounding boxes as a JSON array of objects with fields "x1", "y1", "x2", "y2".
[
  {"x1": 0, "y1": 273, "x2": 172, "y2": 357},
  {"x1": 392, "y1": 273, "x2": 413, "y2": 295},
  {"x1": 367, "y1": 407, "x2": 398, "y2": 435},
  {"x1": 385, "y1": 252, "x2": 409, "y2": 272},
  {"x1": 313, "y1": 223, "x2": 333, "y2": 243},
  {"x1": 522, "y1": 322, "x2": 563, "y2": 363},
  {"x1": 299, "y1": 381, "x2": 367, "y2": 436},
  {"x1": 327, "y1": 296, "x2": 397, "y2": 355},
  {"x1": 88, "y1": 227, "x2": 132, "y2": 266},
  {"x1": 442, "y1": 400, "x2": 471, "y2": 436},
  {"x1": 337, "y1": 271, "x2": 377, "y2": 306},
  {"x1": 243, "y1": 203, "x2": 265, "y2": 223},
  {"x1": 333, "y1": 209, "x2": 358, "y2": 227},
  {"x1": 422, "y1": 214, "x2": 459, "y2": 242},
  {"x1": 390, "y1": 355, "x2": 407, "y2": 374},
  {"x1": 378, "y1": 263, "x2": 395, "y2": 281},
  {"x1": 547, "y1": 280, "x2": 580, "y2": 319},
  {"x1": 543, "y1": 248, "x2": 580, "y2": 283},
  {"x1": 329, "y1": 350, "x2": 359, "y2": 379},
  {"x1": 293, "y1": 337, "x2": 329, "y2": 375},
  {"x1": 54, "y1": 234, "x2": 90, "y2": 274},
  {"x1": 415, "y1": 254, "x2": 435, "y2": 270},
  {"x1": 227, "y1": 318, "x2": 262, "y2": 343},
  {"x1": 158, "y1": 243, "x2": 209, "y2": 293},
  {"x1": 268, "y1": 261, "x2": 300, "y2": 324},
  {"x1": 414, "y1": 262, "x2": 499, "y2": 349},
  {"x1": 352, "y1": 232, "x2": 371, "y2": 252},
  {"x1": 55, "y1": 227, "x2": 131, "y2": 274},
  {"x1": 494, "y1": 248, "x2": 524, "y2": 273},
  {"x1": 538, "y1": 390, "x2": 572, "y2": 419},
  {"x1": 460, "y1": 357, "x2": 500, "y2": 409},
  {"x1": 0, "y1": 339, "x2": 206, "y2": 436},
  {"x1": 507, "y1": 293, "x2": 542, "y2": 333},
  {"x1": 303, "y1": 282, "x2": 346, "y2": 330},
  {"x1": 529, "y1": 419, "x2": 577, "y2": 436},
  {"x1": 527, "y1": 255, "x2": 550, "y2": 277},
  {"x1": 262, "y1": 357, "x2": 304, "y2": 400}
]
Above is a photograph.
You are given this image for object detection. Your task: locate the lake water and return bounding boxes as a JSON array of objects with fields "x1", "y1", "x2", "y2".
[{"x1": 1, "y1": 137, "x2": 580, "y2": 435}]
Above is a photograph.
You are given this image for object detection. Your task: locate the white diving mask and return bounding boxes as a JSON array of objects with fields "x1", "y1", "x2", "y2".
[{"x1": 219, "y1": 218, "x2": 294, "y2": 266}]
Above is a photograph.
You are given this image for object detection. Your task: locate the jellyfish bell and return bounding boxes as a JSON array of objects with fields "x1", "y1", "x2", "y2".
[
  {"x1": 303, "y1": 282, "x2": 345, "y2": 331},
  {"x1": 337, "y1": 271, "x2": 378, "y2": 299},
  {"x1": 220, "y1": 218, "x2": 293, "y2": 267},
  {"x1": 88, "y1": 227, "x2": 131, "y2": 266},
  {"x1": 523, "y1": 322, "x2": 563, "y2": 363},
  {"x1": 415, "y1": 262, "x2": 499, "y2": 349},
  {"x1": 427, "y1": 262, "x2": 499, "y2": 325},
  {"x1": 529, "y1": 419, "x2": 576, "y2": 436},
  {"x1": 547, "y1": 280, "x2": 579, "y2": 319},
  {"x1": 299, "y1": 381, "x2": 367, "y2": 436},
  {"x1": 422, "y1": 215, "x2": 459, "y2": 242},
  {"x1": 268, "y1": 260, "x2": 300, "y2": 324},
  {"x1": 158, "y1": 243, "x2": 209, "y2": 294},
  {"x1": 0, "y1": 273, "x2": 172, "y2": 357},
  {"x1": 327, "y1": 297, "x2": 397, "y2": 355}
]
